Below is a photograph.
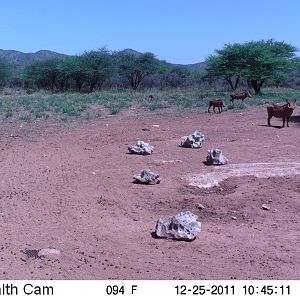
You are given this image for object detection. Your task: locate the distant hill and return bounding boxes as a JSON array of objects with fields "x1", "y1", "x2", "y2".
[
  {"x1": 175, "y1": 62, "x2": 207, "y2": 71},
  {"x1": 0, "y1": 48, "x2": 206, "y2": 74},
  {"x1": 0, "y1": 49, "x2": 67, "y2": 73},
  {"x1": 118, "y1": 48, "x2": 206, "y2": 71},
  {"x1": 118, "y1": 48, "x2": 143, "y2": 57}
]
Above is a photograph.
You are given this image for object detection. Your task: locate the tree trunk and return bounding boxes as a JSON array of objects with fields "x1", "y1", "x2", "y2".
[
  {"x1": 225, "y1": 77, "x2": 234, "y2": 90},
  {"x1": 75, "y1": 80, "x2": 83, "y2": 91},
  {"x1": 234, "y1": 77, "x2": 240, "y2": 90},
  {"x1": 225, "y1": 76, "x2": 239, "y2": 90},
  {"x1": 250, "y1": 79, "x2": 264, "y2": 95}
]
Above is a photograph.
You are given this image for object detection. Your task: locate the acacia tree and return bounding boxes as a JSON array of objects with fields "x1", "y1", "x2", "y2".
[
  {"x1": 22, "y1": 59, "x2": 61, "y2": 90},
  {"x1": 206, "y1": 40, "x2": 297, "y2": 94},
  {"x1": 117, "y1": 52, "x2": 159, "y2": 90},
  {"x1": 58, "y1": 56, "x2": 87, "y2": 91},
  {"x1": 81, "y1": 48, "x2": 114, "y2": 92},
  {"x1": 161, "y1": 66, "x2": 191, "y2": 87},
  {"x1": 241, "y1": 40, "x2": 296, "y2": 94},
  {"x1": 206, "y1": 43, "x2": 245, "y2": 90}
]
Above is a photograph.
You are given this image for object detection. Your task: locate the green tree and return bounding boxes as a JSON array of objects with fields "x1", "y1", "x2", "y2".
[
  {"x1": 161, "y1": 66, "x2": 191, "y2": 87},
  {"x1": 206, "y1": 40, "x2": 297, "y2": 94},
  {"x1": 0, "y1": 58, "x2": 12, "y2": 88},
  {"x1": 206, "y1": 43, "x2": 245, "y2": 90},
  {"x1": 58, "y1": 56, "x2": 87, "y2": 91},
  {"x1": 293, "y1": 57, "x2": 300, "y2": 76},
  {"x1": 23, "y1": 59, "x2": 61, "y2": 90},
  {"x1": 117, "y1": 52, "x2": 159, "y2": 90},
  {"x1": 81, "y1": 48, "x2": 114, "y2": 92}
]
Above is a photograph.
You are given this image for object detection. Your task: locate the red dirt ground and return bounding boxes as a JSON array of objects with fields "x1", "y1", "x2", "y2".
[{"x1": 0, "y1": 105, "x2": 299, "y2": 280}]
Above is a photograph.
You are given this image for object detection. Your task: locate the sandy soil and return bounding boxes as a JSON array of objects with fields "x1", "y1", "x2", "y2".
[{"x1": 0, "y1": 105, "x2": 299, "y2": 280}]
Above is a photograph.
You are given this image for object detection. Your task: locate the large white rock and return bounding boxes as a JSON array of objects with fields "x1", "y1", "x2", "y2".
[
  {"x1": 133, "y1": 169, "x2": 160, "y2": 184},
  {"x1": 180, "y1": 130, "x2": 204, "y2": 148},
  {"x1": 155, "y1": 211, "x2": 201, "y2": 241},
  {"x1": 128, "y1": 140, "x2": 154, "y2": 155},
  {"x1": 206, "y1": 149, "x2": 228, "y2": 165}
]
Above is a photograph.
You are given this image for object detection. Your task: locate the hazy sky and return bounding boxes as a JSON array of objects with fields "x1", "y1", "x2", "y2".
[{"x1": 1, "y1": 0, "x2": 299, "y2": 64}]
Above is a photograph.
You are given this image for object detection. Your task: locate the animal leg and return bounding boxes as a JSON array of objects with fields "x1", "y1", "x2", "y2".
[
  {"x1": 208, "y1": 106, "x2": 211, "y2": 113},
  {"x1": 282, "y1": 117, "x2": 285, "y2": 128},
  {"x1": 213, "y1": 106, "x2": 216, "y2": 113},
  {"x1": 267, "y1": 116, "x2": 272, "y2": 126},
  {"x1": 287, "y1": 116, "x2": 290, "y2": 127}
]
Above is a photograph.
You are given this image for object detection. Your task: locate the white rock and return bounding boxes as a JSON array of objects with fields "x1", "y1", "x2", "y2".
[
  {"x1": 155, "y1": 211, "x2": 201, "y2": 241},
  {"x1": 180, "y1": 130, "x2": 205, "y2": 148},
  {"x1": 196, "y1": 203, "x2": 205, "y2": 210},
  {"x1": 206, "y1": 149, "x2": 228, "y2": 165},
  {"x1": 262, "y1": 204, "x2": 270, "y2": 211},
  {"x1": 133, "y1": 169, "x2": 160, "y2": 184},
  {"x1": 128, "y1": 140, "x2": 154, "y2": 155}
]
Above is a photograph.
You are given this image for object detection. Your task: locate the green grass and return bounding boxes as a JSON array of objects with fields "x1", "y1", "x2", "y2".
[
  {"x1": 0, "y1": 87, "x2": 299, "y2": 122},
  {"x1": 19, "y1": 115, "x2": 31, "y2": 122}
]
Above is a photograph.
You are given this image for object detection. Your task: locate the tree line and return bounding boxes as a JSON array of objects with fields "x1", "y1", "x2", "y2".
[{"x1": 0, "y1": 40, "x2": 299, "y2": 94}]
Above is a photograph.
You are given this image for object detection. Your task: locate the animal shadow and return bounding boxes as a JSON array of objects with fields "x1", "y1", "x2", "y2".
[{"x1": 258, "y1": 124, "x2": 282, "y2": 128}]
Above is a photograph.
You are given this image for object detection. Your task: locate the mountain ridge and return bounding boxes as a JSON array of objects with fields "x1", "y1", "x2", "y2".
[
  {"x1": 0, "y1": 48, "x2": 206, "y2": 71},
  {"x1": 0, "y1": 49, "x2": 67, "y2": 71}
]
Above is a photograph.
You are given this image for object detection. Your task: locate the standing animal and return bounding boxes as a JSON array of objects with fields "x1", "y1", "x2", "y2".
[
  {"x1": 267, "y1": 100, "x2": 296, "y2": 127},
  {"x1": 208, "y1": 99, "x2": 226, "y2": 113},
  {"x1": 230, "y1": 91, "x2": 252, "y2": 102}
]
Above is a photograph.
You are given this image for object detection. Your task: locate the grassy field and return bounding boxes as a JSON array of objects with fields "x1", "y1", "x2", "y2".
[{"x1": 0, "y1": 87, "x2": 299, "y2": 122}]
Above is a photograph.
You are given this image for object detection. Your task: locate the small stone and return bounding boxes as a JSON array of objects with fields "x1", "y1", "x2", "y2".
[
  {"x1": 38, "y1": 248, "x2": 61, "y2": 258},
  {"x1": 231, "y1": 216, "x2": 237, "y2": 220},
  {"x1": 262, "y1": 204, "x2": 270, "y2": 211},
  {"x1": 196, "y1": 203, "x2": 205, "y2": 210}
]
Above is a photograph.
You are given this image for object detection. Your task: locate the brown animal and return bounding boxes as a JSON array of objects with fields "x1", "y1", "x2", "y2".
[
  {"x1": 208, "y1": 99, "x2": 226, "y2": 113},
  {"x1": 267, "y1": 100, "x2": 296, "y2": 127},
  {"x1": 230, "y1": 91, "x2": 252, "y2": 102}
]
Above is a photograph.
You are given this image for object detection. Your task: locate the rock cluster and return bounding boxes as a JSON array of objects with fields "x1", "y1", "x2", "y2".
[
  {"x1": 128, "y1": 140, "x2": 154, "y2": 155},
  {"x1": 206, "y1": 149, "x2": 228, "y2": 165},
  {"x1": 155, "y1": 211, "x2": 201, "y2": 241},
  {"x1": 180, "y1": 130, "x2": 205, "y2": 148},
  {"x1": 133, "y1": 169, "x2": 160, "y2": 184}
]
